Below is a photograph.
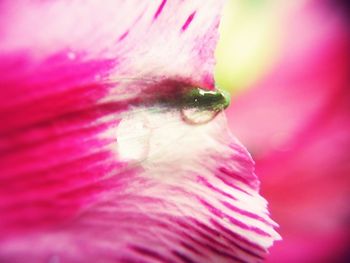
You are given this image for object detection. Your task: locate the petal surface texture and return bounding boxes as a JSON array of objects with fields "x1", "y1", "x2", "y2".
[{"x1": 0, "y1": 1, "x2": 279, "y2": 262}]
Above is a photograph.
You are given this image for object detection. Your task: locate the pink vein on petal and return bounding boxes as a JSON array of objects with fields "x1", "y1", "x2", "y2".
[
  {"x1": 154, "y1": 0, "x2": 168, "y2": 20},
  {"x1": 181, "y1": 12, "x2": 196, "y2": 31}
]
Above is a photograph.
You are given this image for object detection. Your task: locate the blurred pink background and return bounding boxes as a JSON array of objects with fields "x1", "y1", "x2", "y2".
[{"x1": 218, "y1": 0, "x2": 350, "y2": 262}]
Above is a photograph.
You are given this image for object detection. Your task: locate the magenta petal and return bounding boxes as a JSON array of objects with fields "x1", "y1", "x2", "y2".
[{"x1": 0, "y1": 1, "x2": 279, "y2": 262}]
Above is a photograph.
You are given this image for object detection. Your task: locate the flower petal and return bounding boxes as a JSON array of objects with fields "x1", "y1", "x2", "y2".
[{"x1": 0, "y1": 1, "x2": 279, "y2": 262}]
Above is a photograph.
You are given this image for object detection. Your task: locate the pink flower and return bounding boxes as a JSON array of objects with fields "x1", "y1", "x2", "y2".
[
  {"x1": 0, "y1": 1, "x2": 279, "y2": 262},
  {"x1": 226, "y1": 2, "x2": 350, "y2": 262}
]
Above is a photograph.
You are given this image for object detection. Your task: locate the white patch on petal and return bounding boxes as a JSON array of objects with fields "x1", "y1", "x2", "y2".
[
  {"x1": 116, "y1": 110, "x2": 152, "y2": 162},
  {"x1": 115, "y1": 107, "x2": 227, "y2": 172}
]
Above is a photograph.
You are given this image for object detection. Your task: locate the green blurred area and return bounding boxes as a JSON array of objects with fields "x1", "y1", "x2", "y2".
[{"x1": 215, "y1": 0, "x2": 282, "y2": 94}]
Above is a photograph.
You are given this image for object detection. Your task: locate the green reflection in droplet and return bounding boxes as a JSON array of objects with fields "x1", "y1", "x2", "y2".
[{"x1": 181, "y1": 87, "x2": 230, "y2": 124}]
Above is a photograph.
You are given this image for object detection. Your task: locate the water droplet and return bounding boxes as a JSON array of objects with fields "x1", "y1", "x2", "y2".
[
  {"x1": 181, "y1": 107, "x2": 220, "y2": 124},
  {"x1": 181, "y1": 87, "x2": 230, "y2": 125}
]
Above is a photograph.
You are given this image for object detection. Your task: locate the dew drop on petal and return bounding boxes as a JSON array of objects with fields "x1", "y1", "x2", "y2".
[
  {"x1": 181, "y1": 87, "x2": 230, "y2": 125},
  {"x1": 181, "y1": 107, "x2": 220, "y2": 124}
]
